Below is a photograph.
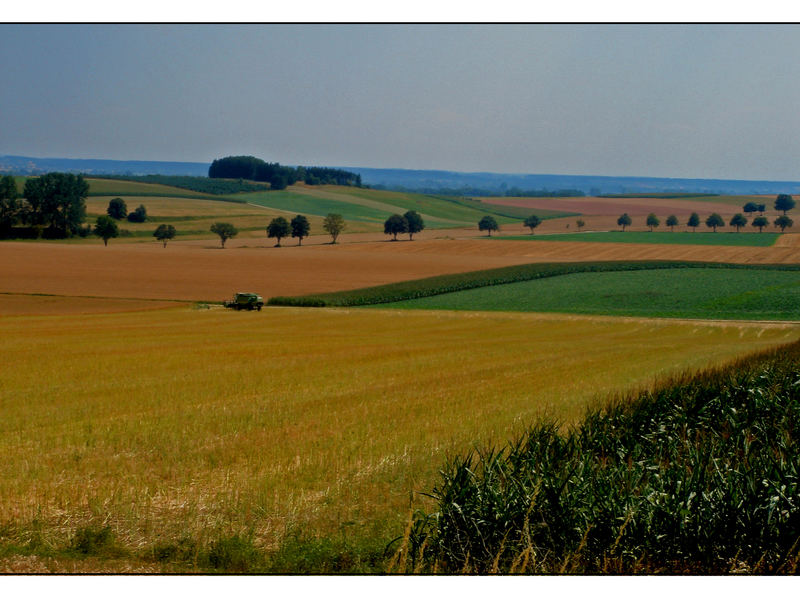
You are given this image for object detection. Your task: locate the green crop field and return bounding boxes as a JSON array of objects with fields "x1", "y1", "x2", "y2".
[
  {"x1": 241, "y1": 189, "x2": 400, "y2": 224},
  {"x1": 379, "y1": 267, "x2": 800, "y2": 320},
  {"x1": 322, "y1": 187, "x2": 575, "y2": 222},
  {"x1": 408, "y1": 339, "x2": 800, "y2": 573},
  {"x1": 84, "y1": 178, "x2": 226, "y2": 199},
  {"x1": 241, "y1": 186, "x2": 537, "y2": 228},
  {"x1": 492, "y1": 231, "x2": 781, "y2": 246}
]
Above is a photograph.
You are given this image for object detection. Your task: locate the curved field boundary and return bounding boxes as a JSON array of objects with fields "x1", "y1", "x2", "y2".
[{"x1": 267, "y1": 260, "x2": 800, "y2": 307}]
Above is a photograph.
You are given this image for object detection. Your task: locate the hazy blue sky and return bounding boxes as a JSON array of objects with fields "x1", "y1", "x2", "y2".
[{"x1": 2, "y1": 24, "x2": 800, "y2": 180}]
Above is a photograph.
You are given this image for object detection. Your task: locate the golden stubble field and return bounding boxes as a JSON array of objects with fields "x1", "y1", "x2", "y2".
[{"x1": 1, "y1": 305, "x2": 798, "y2": 571}]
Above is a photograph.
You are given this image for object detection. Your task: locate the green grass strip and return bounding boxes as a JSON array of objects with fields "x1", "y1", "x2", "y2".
[
  {"x1": 382, "y1": 267, "x2": 800, "y2": 320},
  {"x1": 267, "y1": 260, "x2": 800, "y2": 307}
]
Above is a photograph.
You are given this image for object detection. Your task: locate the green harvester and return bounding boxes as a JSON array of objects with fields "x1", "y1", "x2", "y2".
[{"x1": 224, "y1": 292, "x2": 264, "y2": 311}]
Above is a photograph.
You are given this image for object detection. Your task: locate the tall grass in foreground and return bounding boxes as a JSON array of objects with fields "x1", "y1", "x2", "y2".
[{"x1": 401, "y1": 340, "x2": 800, "y2": 574}]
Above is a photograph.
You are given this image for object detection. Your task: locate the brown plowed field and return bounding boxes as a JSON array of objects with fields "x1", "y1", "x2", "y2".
[
  {"x1": 337, "y1": 237, "x2": 800, "y2": 263},
  {"x1": 0, "y1": 240, "x2": 535, "y2": 309},
  {"x1": 3, "y1": 232, "x2": 800, "y2": 316},
  {"x1": 483, "y1": 195, "x2": 778, "y2": 217}
]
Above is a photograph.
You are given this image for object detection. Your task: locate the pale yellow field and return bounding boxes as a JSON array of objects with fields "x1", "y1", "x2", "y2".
[
  {"x1": 1, "y1": 305, "x2": 796, "y2": 570},
  {"x1": 84, "y1": 196, "x2": 334, "y2": 238}
]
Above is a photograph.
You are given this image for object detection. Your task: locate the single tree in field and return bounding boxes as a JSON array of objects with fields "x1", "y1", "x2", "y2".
[
  {"x1": 775, "y1": 194, "x2": 796, "y2": 215},
  {"x1": 0, "y1": 174, "x2": 19, "y2": 231},
  {"x1": 290, "y1": 214, "x2": 310, "y2": 246},
  {"x1": 687, "y1": 212, "x2": 700, "y2": 232},
  {"x1": 404, "y1": 210, "x2": 425, "y2": 240},
  {"x1": 742, "y1": 201, "x2": 759, "y2": 216},
  {"x1": 107, "y1": 197, "x2": 127, "y2": 220},
  {"x1": 576, "y1": 218, "x2": 585, "y2": 231},
  {"x1": 127, "y1": 204, "x2": 147, "y2": 223},
  {"x1": 774, "y1": 215, "x2": 794, "y2": 232},
  {"x1": 323, "y1": 213, "x2": 346, "y2": 244},
  {"x1": 752, "y1": 216, "x2": 769, "y2": 233},
  {"x1": 617, "y1": 213, "x2": 632, "y2": 231},
  {"x1": 523, "y1": 214, "x2": 541, "y2": 234},
  {"x1": 478, "y1": 215, "x2": 499, "y2": 236},
  {"x1": 210, "y1": 222, "x2": 238, "y2": 248},
  {"x1": 666, "y1": 215, "x2": 679, "y2": 231},
  {"x1": 729, "y1": 213, "x2": 747, "y2": 232},
  {"x1": 153, "y1": 224, "x2": 176, "y2": 247},
  {"x1": 757, "y1": 203, "x2": 766, "y2": 216},
  {"x1": 705, "y1": 213, "x2": 724, "y2": 232},
  {"x1": 94, "y1": 215, "x2": 118, "y2": 246},
  {"x1": 267, "y1": 216, "x2": 291, "y2": 246},
  {"x1": 384, "y1": 214, "x2": 409, "y2": 241},
  {"x1": 646, "y1": 213, "x2": 660, "y2": 232}
]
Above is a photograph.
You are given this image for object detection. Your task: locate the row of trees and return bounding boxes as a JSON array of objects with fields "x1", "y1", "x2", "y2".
[
  {"x1": 617, "y1": 212, "x2": 794, "y2": 232},
  {"x1": 482, "y1": 214, "x2": 584, "y2": 236},
  {"x1": 209, "y1": 213, "x2": 349, "y2": 248},
  {"x1": 92, "y1": 217, "x2": 177, "y2": 246},
  {"x1": 208, "y1": 156, "x2": 362, "y2": 190},
  {"x1": 0, "y1": 173, "x2": 88, "y2": 238}
]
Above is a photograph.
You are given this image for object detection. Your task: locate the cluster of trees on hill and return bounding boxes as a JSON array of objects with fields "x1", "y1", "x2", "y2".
[
  {"x1": 107, "y1": 198, "x2": 148, "y2": 223},
  {"x1": 384, "y1": 211, "x2": 425, "y2": 241},
  {"x1": 208, "y1": 156, "x2": 361, "y2": 190},
  {"x1": 93, "y1": 199, "x2": 156, "y2": 246},
  {"x1": 0, "y1": 173, "x2": 89, "y2": 238}
]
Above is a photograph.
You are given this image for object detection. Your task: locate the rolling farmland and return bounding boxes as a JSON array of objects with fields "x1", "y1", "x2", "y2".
[{"x1": 2, "y1": 176, "x2": 800, "y2": 572}]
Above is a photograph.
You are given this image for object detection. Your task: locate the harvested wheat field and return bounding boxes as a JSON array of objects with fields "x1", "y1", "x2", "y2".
[
  {"x1": 0, "y1": 240, "x2": 534, "y2": 305},
  {"x1": 1, "y1": 305, "x2": 796, "y2": 571},
  {"x1": 0, "y1": 293, "x2": 181, "y2": 316}
]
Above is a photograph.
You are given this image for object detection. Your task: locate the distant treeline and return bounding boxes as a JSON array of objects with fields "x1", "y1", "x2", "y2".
[
  {"x1": 372, "y1": 184, "x2": 584, "y2": 198},
  {"x1": 95, "y1": 175, "x2": 269, "y2": 196},
  {"x1": 208, "y1": 156, "x2": 362, "y2": 190}
]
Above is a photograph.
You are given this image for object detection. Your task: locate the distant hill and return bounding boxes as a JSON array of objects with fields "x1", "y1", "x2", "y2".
[
  {"x1": 0, "y1": 155, "x2": 209, "y2": 177},
  {"x1": 343, "y1": 167, "x2": 800, "y2": 196},
  {"x1": 2, "y1": 154, "x2": 799, "y2": 196}
]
